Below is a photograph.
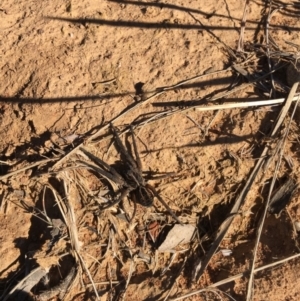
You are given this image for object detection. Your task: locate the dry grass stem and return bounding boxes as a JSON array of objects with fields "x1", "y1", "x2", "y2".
[
  {"x1": 0, "y1": 158, "x2": 58, "y2": 180},
  {"x1": 265, "y1": 2, "x2": 280, "y2": 96},
  {"x1": 171, "y1": 253, "x2": 300, "y2": 301},
  {"x1": 51, "y1": 90, "x2": 164, "y2": 170},
  {"x1": 237, "y1": 0, "x2": 250, "y2": 52},
  {"x1": 194, "y1": 83, "x2": 300, "y2": 282},
  {"x1": 246, "y1": 82, "x2": 300, "y2": 301},
  {"x1": 196, "y1": 94, "x2": 300, "y2": 112},
  {"x1": 49, "y1": 175, "x2": 101, "y2": 300}
]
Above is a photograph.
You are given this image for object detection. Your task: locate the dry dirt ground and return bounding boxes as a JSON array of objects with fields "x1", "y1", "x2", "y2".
[{"x1": 1, "y1": 0, "x2": 300, "y2": 300}]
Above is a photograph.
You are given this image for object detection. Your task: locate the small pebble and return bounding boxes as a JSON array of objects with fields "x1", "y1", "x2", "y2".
[
  {"x1": 221, "y1": 249, "x2": 232, "y2": 256},
  {"x1": 294, "y1": 221, "x2": 300, "y2": 232}
]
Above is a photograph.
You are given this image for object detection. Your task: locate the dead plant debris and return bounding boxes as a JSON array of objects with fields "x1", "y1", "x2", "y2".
[{"x1": 1, "y1": 1, "x2": 300, "y2": 301}]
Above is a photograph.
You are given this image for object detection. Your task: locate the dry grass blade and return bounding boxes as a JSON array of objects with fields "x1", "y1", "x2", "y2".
[
  {"x1": 49, "y1": 175, "x2": 101, "y2": 300},
  {"x1": 75, "y1": 159, "x2": 120, "y2": 191},
  {"x1": 193, "y1": 83, "x2": 300, "y2": 282},
  {"x1": 0, "y1": 160, "x2": 13, "y2": 166},
  {"x1": 188, "y1": 12, "x2": 236, "y2": 59},
  {"x1": 156, "y1": 67, "x2": 232, "y2": 92},
  {"x1": 246, "y1": 82, "x2": 300, "y2": 301},
  {"x1": 170, "y1": 252, "x2": 300, "y2": 301},
  {"x1": 120, "y1": 257, "x2": 136, "y2": 301},
  {"x1": 265, "y1": 1, "x2": 279, "y2": 96},
  {"x1": 268, "y1": 178, "x2": 298, "y2": 214},
  {"x1": 237, "y1": 0, "x2": 250, "y2": 52},
  {"x1": 49, "y1": 65, "x2": 291, "y2": 176},
  {"x1": 51, "y1": 90, "x2": 164, "y2": 170},
  {"x1": 210, "y1": 65, "x2": 284, "y2": 101},
  {"x1": 0, "y1": 158, "x2": 58, "y2": 180},
  {"x1": 46, "y1": 27, "x2": 242, "y2": 174},
  {"x1": 193, "y1": 142, "x2": 268, "y2": 282},
  {"x1": 196, "y1": 94, "x2": 300, "y2": 112}
]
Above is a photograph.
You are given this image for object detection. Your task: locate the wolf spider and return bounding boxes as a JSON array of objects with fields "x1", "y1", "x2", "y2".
[{"x1": 80, "y1": 124, "x2": 180, "y2": 223}]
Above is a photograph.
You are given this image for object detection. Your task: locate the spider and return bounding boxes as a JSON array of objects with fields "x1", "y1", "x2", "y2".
[{"x1": 79, "y1": 124, "x2": 181, "y2": 224}]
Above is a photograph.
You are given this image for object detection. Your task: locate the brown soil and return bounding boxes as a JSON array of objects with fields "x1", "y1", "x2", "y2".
[{"x1": 1, "y1": 1, "x2": 300, "y2": 300}]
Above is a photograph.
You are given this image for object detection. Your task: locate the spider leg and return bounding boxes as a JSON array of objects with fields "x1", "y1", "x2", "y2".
[
  {"x1": 128, "y1": 192, "x2": 138, "y2": 223},
  {"x1": 146, "y1": 184, "x2": 182, "y2": 225},
  {"x1": 143, "y1": 171, "x2": 176, "y2": 181},
  {"x1": 76, "y1": 159, "x2": 124, "y2": 186},
  {"x1": 111, "y1": 124, "x2": 138, "y2": 170},
  {"x1": 102, "y1": 188, "x2": 138, "y2": 225},
  {"x1": 79, "y1": 147, "x2": 125, "y2": 185},
  {"x1": 101, "y1": 187, "x2": 131, "y2": 210},
  {"x1": 130, "y1": 125, "x2": 142, "y2": 171}
]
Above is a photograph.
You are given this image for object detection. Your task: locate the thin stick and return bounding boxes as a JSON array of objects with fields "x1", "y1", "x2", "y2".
[
  {"x1": 0, "y1": 158, "x2": 58, "y2": 180},
  {"x1": 0, "y1": 160, "x2": 13, "y2": 166},
  {"x1": 237, "y1": 0, "x2": 250, "y2": 52},
  {"x1": 86, "y1": 280, "x2": 120, "y2": 286},
  {"x1": 136, "y1": 93, "x2": 300, "y2": 140},
  {"x1": 271, "y1": 83, "x2": 299, "y2": 135},
  {"x1": 129, "y1": 92, "x2": 299, "y2": 139},
  {"x1": 210, "y1": 59, "x2": 288, "y2": 99},
  {"x1": 157, "y1": 55, "x2": 257, "y2": 93},
  {"x1": 51, "y1": 90, "x2": 163, "y2": 170},
  {"x1": 169, "y1": 252, "x2": 300, "y2": 301},
  {"x1": 100, "y1": 92, "x2": 300, "y2": 150},
  {"x1": 193, "y1": 83, "x2": 299, "y2": 282},
  {"x1": 50, "y1": 177, "x2": 100, "y2": 300},
  {"x1": 246, "y1": 82, "x2": 299, "y2": 301},
  {"x1": 156, "y1": 67, "x2": 232, "y2": 92},
  {"x1": 196, "y1": 95, "x2": 300, "y2": 111},
  {"x1": 265, "y1": 1, "x2": 277, "y2": 96},
  {"x1": 121, "y1": 257, "x2": 135, "y2": 301},
  {"x1": 188, "y1": 12, "x2": 236, "y2": 59}
]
